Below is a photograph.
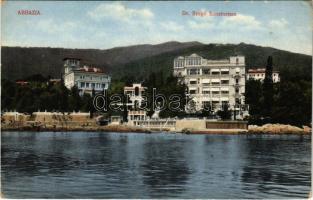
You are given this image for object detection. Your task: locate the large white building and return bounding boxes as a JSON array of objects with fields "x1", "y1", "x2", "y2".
[
  {"x1": 63, "y1": 57, "x2": 111, "y2": 96},
  {"x1": 247, "y1": 68, "x2": 280, "y2": 83},
  {"x1": 173, "y1": 53, "x2": 246, "y2": 112}
]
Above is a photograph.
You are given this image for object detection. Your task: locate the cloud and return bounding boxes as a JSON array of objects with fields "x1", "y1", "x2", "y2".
[
  {"x1": 87, "y1": 2, "x2": 154, "y2": 22},
  {"x1": 187, "y1": 20, "x2": 213, "y2": 30},
  {"x1": 160, "y1": 21, "x2": 184, "y2": 32},
  {"x1": 221, "y1": 14, "x2": 261, "y2": 30},
  {"x1": 186, "y1": 13, "x2": 261, "y2": 31},
  {"x1": 36, "y1": 19, "x2": 78, "y2": 34},
  {"x1": 269, "y1": 18, "x2": 288, "y2": 29}
]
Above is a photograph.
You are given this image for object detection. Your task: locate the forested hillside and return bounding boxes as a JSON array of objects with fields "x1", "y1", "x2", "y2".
[{"x1": 2, "y1": 42, "x2": 311, "y2": 82}]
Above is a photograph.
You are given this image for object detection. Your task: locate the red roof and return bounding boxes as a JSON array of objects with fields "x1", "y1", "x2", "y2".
[
  {"x1": 75, "y1": 66, "x2": 105, "y2": 74},
  {"x1": 15, "y1": 80, "x2": 29, "y2": 85}
]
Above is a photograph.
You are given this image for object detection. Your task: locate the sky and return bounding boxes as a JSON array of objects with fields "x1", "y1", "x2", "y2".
[{"x1": 2, "y1": 1, "x2": 312, "y2": 55}]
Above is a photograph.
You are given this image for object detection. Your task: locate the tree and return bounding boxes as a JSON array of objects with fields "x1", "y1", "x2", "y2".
[
  {"x1": 57, "y1": 83, "x2": 69, "y2": 113},
  {"x1": 217, "y1": 103, "x2": 231, "y2": 120},
  {"x1": 245, "y1": 79, "x2": 263, "y2": 116},
  {"x1": 262, "y1": 56, "x2": 274, "y2": 118},
  {"x1": 271, "y1": 80, "x2": 312, "y2": 126},
  {"x1": 69, "y1": 86, "x2": 81, "y2": 112}
]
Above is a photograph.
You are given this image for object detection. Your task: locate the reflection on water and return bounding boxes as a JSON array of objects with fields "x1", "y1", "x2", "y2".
[{"x1": 1, "y1": 132, "x2": 311, "y2": 198}]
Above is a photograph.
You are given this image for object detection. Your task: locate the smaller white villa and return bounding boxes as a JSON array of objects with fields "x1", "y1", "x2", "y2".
[
  {"x1": 247, "y1": 68, "x2": 280, "y2": 83},
  {"x1": 124, "y1": 83, "x2": 147, "y2": 110},
  {"x1": 63, "y1": 57, "x2": 111, "y2": 96}
]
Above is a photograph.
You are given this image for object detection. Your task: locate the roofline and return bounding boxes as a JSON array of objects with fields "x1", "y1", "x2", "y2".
[{"x1": 63, "y1": 57, "x2": 82, "y2": 61}]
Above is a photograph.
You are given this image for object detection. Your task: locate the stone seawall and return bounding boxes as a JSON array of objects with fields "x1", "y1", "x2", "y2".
[{"x1": 1, "y1": 124, "x2": 152, "y2": 133}]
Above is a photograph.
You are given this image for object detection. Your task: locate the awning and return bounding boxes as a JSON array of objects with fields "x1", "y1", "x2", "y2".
[
  {"x1": 202, "y1": 88, "x2": 210, "y2": 91},
  {"x1": 221, "y1": 87, "x2": 229, "y2": 91},
  {"x1": 202, "y1": 79, "x2": 210, "y2": 83},
  {"x1": 221, "y1": 68, "x2": 229, "y2": 72},
  {"x1": 211, "y1": 69, "x2": 220, "y2": 72},
  {"x1": 211, "y1": 88, "x2": 220, "y2": 91},
  {"x1": 221, "y1": 97, "x2": 229, "y2": 101},
  {"x1": 211, "y1": 79, "x2": 220, "y2": 83},
  {"x1": 221, "y1": 78, "x2": 229, "y2": 81}
]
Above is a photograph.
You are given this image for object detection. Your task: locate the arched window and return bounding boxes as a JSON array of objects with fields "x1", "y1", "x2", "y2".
[{"x1": 135, "y1": 87, "x2": 139, "y2": 96}]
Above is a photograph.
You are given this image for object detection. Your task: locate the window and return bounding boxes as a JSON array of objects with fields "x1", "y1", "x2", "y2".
[
  {"x1": 202, "y1": 83, "x2": 210, "y2": 86},
  {"x1": 221, "y1": 80, "x2": 229, "y2": 85},
  {"x1": 212, "y1": 91, "x2": 219, "y2": 94},
  {"x1": 235, "y1": 79, "x2": 239, "y2": 84},
  {"x1": 221, "y1": 71, "x2": 229, "y2": 75},
  {"x1": 102, "y1": 83, "x2": 106, "y2": 88},
  {"x1": 80, "y1": 82, "x2": 85, "y2": 88},
  {"x1": 202, "y1": 91, "x2": 210, "y2": 94},
  {"x1": 189, "y1": 69, "x2": 200, "y2": 75},
  {"x1": 221, "y1": 91, "x2": 229, "y2": 94},
  {"x1": 211, "y1": 82, "x2": 220, "y2": 85},
  {"x1": 91, "y1": 83, "x2": 95, "y2": 89},
  {"x1": 212, "y1": 71, "x2": 220, "y2": 75},
  {"x1": 190, "y1": 81, "x2": 197, "y2": 84},
  {"x1": 189, "y1": 90, "x2": 196, "y2": 94},
  {"x1": 202, "y1": 101, "x2": 211, "y2": 110},
  {"x1": 135, "y1": 87, "x2": 139, "y2": 96},
  {"x1": 212, "y1": 101, "x2": 219, "y2": 109},
  {"x1": 222, "y1": 101, "x2": 229, "y2": 105},
  {"x1": 235, "y1": 88, "x2": 239, "y2": 93},
  {"x1": 86, "y1": 83, "x2": 90, "y2": 88},
  {"x1": 202, "y1": 69, "x2": 210, "y2": 75}
]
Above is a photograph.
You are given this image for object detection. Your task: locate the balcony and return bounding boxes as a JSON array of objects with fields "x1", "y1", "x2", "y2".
[{"x1": 233, "y1": 74, "x2": 242, "y2": 79}]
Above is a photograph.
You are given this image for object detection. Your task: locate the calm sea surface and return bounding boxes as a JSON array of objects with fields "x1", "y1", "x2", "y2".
[{"x1": 1, "y1": 131, "x2": 311, "y2": 199}]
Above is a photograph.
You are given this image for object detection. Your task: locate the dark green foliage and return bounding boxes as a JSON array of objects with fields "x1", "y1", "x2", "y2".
[
  {"x1": 1, "y1": 78, "x2": 92, "y2": 114},
  {"x1": 217, "y1": 103, "x2": 232, "y2": 120},
  {"x1": 68, "y1": 86, "x2": 82, "y2": 112},
  {"x1": 271, "y1": 80, "x2": 311, "y2": 126},
  {"x1": 143, "y1": 72, "x2": 188, "y2": 118},
  {"x1": 262, "y1": 56, "x2": 274, "y2": 117},
  {"x1": 245, "y1": 79, "x2": 263, "y2": 115},
  {"x1": 245, "y1": 56, "x2": 311, "y2": 127}
]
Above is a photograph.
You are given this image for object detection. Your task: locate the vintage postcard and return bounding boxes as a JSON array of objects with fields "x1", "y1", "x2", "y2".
[{"x1": 1, "y1": 1, "x2": 312, "y2": 199}]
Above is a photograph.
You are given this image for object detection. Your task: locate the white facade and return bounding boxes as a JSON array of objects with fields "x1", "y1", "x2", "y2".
[
  {"x1": 63, "y1": 58, "x2": 111, "y2": 95},
  {"x1": 173, "y1": 53, "x2": 246, "y2": 111},
  {"x1": 124, "y1": 83, "x2": 147, "y2": 110},
  {"x1": 247, "y1": 68, "x2": 280, "y2": 83}
]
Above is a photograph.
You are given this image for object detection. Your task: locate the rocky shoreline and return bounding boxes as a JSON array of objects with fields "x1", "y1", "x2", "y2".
[
  {"x1": 1, "y1": 123, "x2": 311, "y2": 135},
  {"x1": 248, "y1": 124, "x2": 311, "y2": 135}
]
